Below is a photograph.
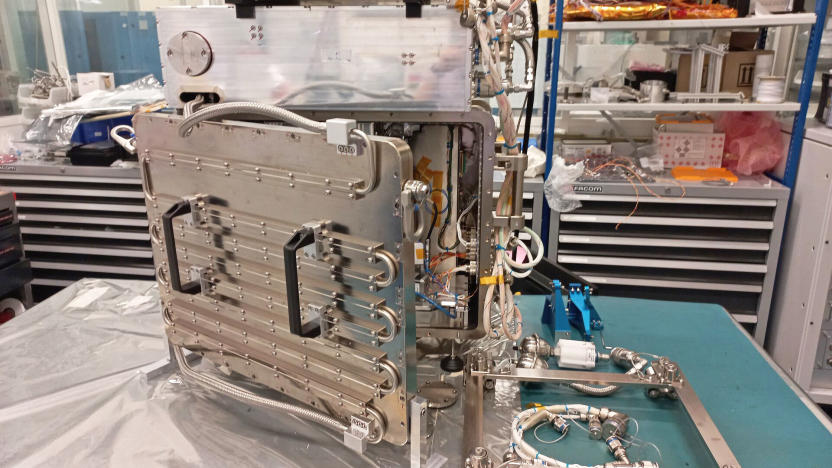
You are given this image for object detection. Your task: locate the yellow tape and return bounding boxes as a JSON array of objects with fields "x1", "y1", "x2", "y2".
[
  {"x1": 479, "y1": 275, "x2": 504, "y2": 285},
  {"x1": 526, "y1": 402, "x2": 545, "y2": 409},
  {"x1": 539, "y1": 30, "x2": 559, "y2": 39}
]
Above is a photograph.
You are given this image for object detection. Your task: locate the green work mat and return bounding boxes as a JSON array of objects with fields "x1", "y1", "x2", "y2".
[{"x1": 512, "y1": 295, "x2": 832, "y2": 468}]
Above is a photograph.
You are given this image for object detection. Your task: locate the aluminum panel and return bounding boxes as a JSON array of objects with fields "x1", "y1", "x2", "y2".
[
  {"x1": 157, "y1": 5, "x2": 472, "y2": 111},
  {"x1": 135, "y1": 112, "x2": 414, "y2": 445}
]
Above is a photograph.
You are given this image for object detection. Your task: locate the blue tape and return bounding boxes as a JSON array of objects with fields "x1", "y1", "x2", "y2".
[
  {"x1": 503, "y1": 142, "x2": 519, "y2": 149},
  {"x1": 485, "y1": 11, "x2": 493, "y2": 16},
  {"x1": 495, "y1": 89, "x2": 505, "y2": 95}
]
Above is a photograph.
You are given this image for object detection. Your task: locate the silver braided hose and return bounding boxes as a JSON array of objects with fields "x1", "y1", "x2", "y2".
[
  {"x1": 177, "y1": 101, "x2": 326, "y2": 137},
  {"x1": 172, "y1": 345, "x2": 349, "y2": 434}
]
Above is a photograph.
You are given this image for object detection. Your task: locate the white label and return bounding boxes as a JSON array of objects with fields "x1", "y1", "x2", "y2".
[
  {"x1": 336, "y1": 144, "x2": 358, "y2": 156},
  {"x1": 350, "y1": 415, "x2": 370, "y2": 438}
]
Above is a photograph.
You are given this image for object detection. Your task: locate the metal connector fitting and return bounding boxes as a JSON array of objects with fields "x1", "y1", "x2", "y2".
[
  {"x1": 588, "y1": 414, "x2": 602, "y2": 440},
  {"x1": 605, "y1": 436, "x2": 629, "y2": 464},
  {"x1": 550, "y1": 415, "x2": 569, "y2": 434},
  {"x1": 602, "y1": 412, "x2": 629, "y2": 439}
]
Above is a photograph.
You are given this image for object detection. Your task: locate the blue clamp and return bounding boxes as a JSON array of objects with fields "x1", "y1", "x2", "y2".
[{"x1": 542, "y1": 281, "x2": 602, "y2": 341}]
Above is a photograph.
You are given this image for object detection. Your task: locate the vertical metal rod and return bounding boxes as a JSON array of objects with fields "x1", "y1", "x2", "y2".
[
  {"x1": 541, "y1": 0, "x2": 564, "y2": 256},
  {"x1": 409, "y1": 396, "x2": 428, "y2": 468},
  {"x1": 462, "y1": 372, "x2": 485, "y2": 457},
  {"x1": 783, "y1": 1, "x2": 829, "y2": 190}
]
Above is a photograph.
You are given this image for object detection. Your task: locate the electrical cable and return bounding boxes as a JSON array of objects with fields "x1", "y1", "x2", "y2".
[
  {"x1": 425, "y1": 200, "x2": 439, "y2": 241},
  {"x1": 522, "y1": 0, "x2": 539, "y2": 154},
  {"x1": 456, "y1": 196, "x2": 479, "y2": 248},
  {"x1": 416, "y1": 291, "x2": 457, "y2": 319}
]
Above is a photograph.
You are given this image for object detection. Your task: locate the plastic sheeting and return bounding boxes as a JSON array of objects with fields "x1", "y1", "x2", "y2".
[{"x1": 0, "y1": 279, "x2": 520, "y2": 467}]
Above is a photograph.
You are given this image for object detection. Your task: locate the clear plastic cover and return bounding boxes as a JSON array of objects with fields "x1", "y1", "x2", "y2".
[
  {"x1": 157, "y1": 6, "x2": 473, "y2": 111},
  {"x1": 544, "y1": 156, "x2": 585, "y2": 213}
]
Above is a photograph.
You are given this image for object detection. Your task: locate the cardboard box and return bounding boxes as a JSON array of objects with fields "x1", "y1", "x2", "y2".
[
  {"x1": 676, "y1": 50, "x2": 773, "y2": 96},
  {"x1": 77, "y1": 72, "x2": 115, "y2": 96}
]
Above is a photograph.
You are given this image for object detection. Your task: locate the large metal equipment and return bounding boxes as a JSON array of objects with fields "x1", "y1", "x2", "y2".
[{"x1": 113, "y1": 2, "x2": 742, "y2": 464}]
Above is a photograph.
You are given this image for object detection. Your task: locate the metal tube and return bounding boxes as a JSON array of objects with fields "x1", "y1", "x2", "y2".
[{"x1": 171, "y1": 345, "x2": 351, "y2": 435}]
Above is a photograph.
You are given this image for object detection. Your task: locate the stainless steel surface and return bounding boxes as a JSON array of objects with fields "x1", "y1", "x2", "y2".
[
  {"x1": 137, "y1": 111, "x2": 413, "y2": 445},
  {"x1": 300, "y1": 108, "x2": 498, "y2": 340},
  {"x1": 416, "y1": 379, "x2": 459, "y2": 409}
]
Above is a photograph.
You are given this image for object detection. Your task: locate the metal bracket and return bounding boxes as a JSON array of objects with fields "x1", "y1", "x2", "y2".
[
  {"x1": 409, "y1": 396, "x2": 429, "y2": 468},
  {"x1": 495, "y1": 153, "x2": 528, "y2": 173},
  {"x1": 300, "y1": 220, "x2": 330, "y2": 261},
  {"x1": 186, "y1": 265, "x2": 211, "y2": 294},
  {"x1": 492, "y1": 214, "x2": 526, "y2": 231},
  {"x1": 183, "y1": 194, "x2": 208, "y2": 228},
  {"x1": 344, "y1": 414, "x2": 372, "y2": 454}
]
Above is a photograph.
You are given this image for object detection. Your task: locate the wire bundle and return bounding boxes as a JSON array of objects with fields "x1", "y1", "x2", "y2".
[{"x1": 507, "y1": 404, "x2": 660, "y2": 468}]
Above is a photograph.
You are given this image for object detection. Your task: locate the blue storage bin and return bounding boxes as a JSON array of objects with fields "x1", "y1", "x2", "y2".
[{"x1": 71, "y1": 115, "x2": 133, "y2": 145}]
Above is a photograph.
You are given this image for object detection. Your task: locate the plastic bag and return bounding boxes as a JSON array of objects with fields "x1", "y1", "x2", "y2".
[
  {"x1": 525, "y1": 145, "x2": 546, "y2": 178},
  {"x1": 544, "y1": 156, "x2": 585, "y2": 213},
  {"x1": 716, "y1": 112, "x2": 784, "y2": 175}
]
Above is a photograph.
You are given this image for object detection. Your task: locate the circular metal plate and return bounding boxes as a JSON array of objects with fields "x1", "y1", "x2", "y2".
[
  {"x1": 166, "y1": 31, "x2": 213, "y2": 76},
  {"x1": 417, "y1": 380, "x2": 459, "y2": 409}
]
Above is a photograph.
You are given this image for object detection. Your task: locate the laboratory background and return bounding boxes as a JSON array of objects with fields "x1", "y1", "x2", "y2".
[{"x1": 1, "y1": 1, "x2": 832, "y2": 467}]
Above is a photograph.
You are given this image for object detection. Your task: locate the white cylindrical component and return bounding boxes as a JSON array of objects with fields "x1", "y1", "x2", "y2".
[
  {"x1": 756, "y1": 76, "x2": 786, "y2": 103},
  {"x1": 752, "y1": 53, "x2": 774, "y2": 99},
  {"x1": 555, "y1": 339, "x2": 598, "y2": 370}
]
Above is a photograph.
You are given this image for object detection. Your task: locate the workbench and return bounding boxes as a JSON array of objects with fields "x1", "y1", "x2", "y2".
[{"x1": 1, "y1": 279, "x2": 830, "y2": 467}]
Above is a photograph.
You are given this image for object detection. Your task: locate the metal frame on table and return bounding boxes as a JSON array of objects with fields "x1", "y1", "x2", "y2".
[{"x1": 461, "y1": 355, "x2": 742, "y2": 468}]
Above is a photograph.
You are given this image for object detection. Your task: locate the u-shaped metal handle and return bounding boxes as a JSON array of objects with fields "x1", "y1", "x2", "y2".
[{"x1": 110, "y1": 125, "x2": 136, "y2": 154}]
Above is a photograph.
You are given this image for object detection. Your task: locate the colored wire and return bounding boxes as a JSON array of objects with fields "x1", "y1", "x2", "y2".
[
  {"x1": 416, "y1": 291, "x2": 456, "y2": 319},
  {"x1": 431, "y1": 188, "x2": 450, "y2": 215},
  {"x1": 425, "y1": 200, "x2": 439, "y2": 241}
]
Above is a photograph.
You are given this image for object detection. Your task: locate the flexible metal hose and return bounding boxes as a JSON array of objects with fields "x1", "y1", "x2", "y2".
[
  {"x1": 568, "y1": 382, "x2": 620, "y2": 396},
  {"x1": 171, "y1": 345, "x2": 349, "y2": 434},
  {"x1": 177, "y1": 101, "x2": 326, "y2": 137},
  {"x1": 176, "y1": 102, "x2": 377, "y2": 195},
  {"x1": 567, "y1": 359, "x2": 644, "y2": 396}
]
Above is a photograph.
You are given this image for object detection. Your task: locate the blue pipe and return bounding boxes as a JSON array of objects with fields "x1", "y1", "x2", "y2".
[
  {"x1": 540, "y1": 0, "x2": 564, "y2": 256},
  {"x1": 783, "y1": 0, "x2": 829, "y2": 191}
]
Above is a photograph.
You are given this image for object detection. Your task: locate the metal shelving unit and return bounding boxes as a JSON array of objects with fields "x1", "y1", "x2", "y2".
[
  {"x1": 556, "y1": 102, "x2": 802, "y2": 112},
  {"x1": 540, "y1": 4, "x2": 830, "y2": 250},
  {"x1": 0, "y1": 163, "x2": 154, "y2": 301},
  {"x1": 560, "y1": 13, "x2": 817, "y2": 31},
  {"x1": 538, "y1": 2, "x2": 829, "y2": 336},
  {"x1": 548, "y1": 175, "x2": 789, "y2": 342}
]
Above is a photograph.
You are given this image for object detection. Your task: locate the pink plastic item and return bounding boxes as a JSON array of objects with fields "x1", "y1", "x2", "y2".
[{"x1": 715, "y1": 112, "x2": 784, "y2": 175}]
